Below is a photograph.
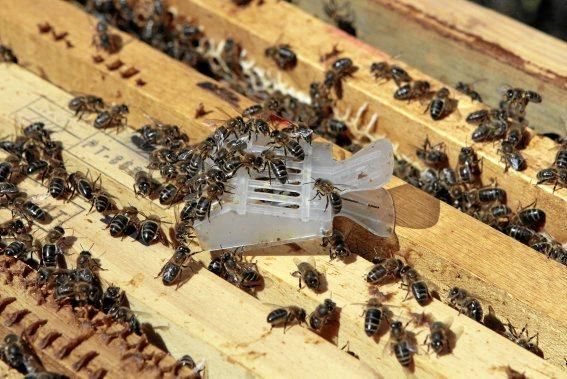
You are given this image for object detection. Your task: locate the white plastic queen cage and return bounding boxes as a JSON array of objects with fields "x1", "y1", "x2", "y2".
[{"x1": 193, "y1": 138, "x2": 395, "y2": 251}]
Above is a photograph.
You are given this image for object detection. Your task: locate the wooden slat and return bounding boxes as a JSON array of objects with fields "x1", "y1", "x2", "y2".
[
  {"x1": 295, "y1": 0, "x2": 567, "y2": 137},
  {"x1": 0, "y1": 64, "x2": 563, "y2": 378},
  {"x1": 0, "y1": 0, "x2": 565, "y2": 372},
  {"x1": 169, "y1": 0, "x2": 567, "y2": 243}
]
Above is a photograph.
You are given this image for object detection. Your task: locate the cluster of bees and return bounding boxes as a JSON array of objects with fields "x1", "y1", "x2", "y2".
[
  {"x1": 395, "y1": 141, "x2": 566, "y2": 266},
  {"x1": 466, "y1": 87, "x2": 542, "y2": 172},
  {"x1": 0, "y1": 332, "x2": 66, "y2": 378},
  {"x1": 0, "y1": 119, "x2": 204, "y2": 376}
]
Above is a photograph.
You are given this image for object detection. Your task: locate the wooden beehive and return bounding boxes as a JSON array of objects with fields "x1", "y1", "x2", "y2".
[{"x1": 0, "y1": 0, "x2": 565, "y2": 377}]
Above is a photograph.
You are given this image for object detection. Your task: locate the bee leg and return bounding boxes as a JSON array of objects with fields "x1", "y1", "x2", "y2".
[{"x1": 324, "y1": 196, "x2": 330, "y2": 212}]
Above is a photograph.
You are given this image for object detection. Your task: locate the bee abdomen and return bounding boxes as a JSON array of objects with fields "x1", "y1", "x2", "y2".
[
  {"x1": 411, "y1": 281, "x2": 431, "y2": 306},
  {"x1": 330, "y1": 192, "x2": 342, "y2": 213},
  {"x1": 364, "y1": 308, "x2": 382, "y2": 336},
  {"x1": 430, "y1": 99, "x2": 445, "y2": 120},
  {"x1": 393, "y1": 341, "x2": 413, "y2": 367}
]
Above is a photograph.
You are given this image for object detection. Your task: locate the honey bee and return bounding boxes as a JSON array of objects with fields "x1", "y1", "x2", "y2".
[
  {"x1": 426, "y1": 88, "x2": 452, "y2": 120},
  {"x1": 308, "y1": 299, "x2": 337, "y2": 332},
  {"x1": 0, "y1": 155, "x2": 20, "y2": 182},
  {"x1": 424, "y1": 320, "x2": 452, "y2": 355},
  {"x1": 0, "y1": 218, "x2": 30, "y2": 238},
  {"x1": 108, "y1": 305, "x2": 142, "y2": 335},
  {"x1": 399, "y1": 265, "x2": 431, "y2": 306},
  {"x1": 394, "y1": 80, "x2": 431, "y2": 102},
  {"x1": 370, "y1": 62, "x2": 411, "y2": 87},
  {"x1": 0, "y1": 333, "x2": 45, "y2": 374},
  {"x1": 503, "y1": 322, "x2": 544, "y2": 358},
  {"x1": 5, "y1": 233, "x2": 39, "y2": 261},
  {"x1": 68, "y1": 94, "x2": 105, "y2": 119},
  {"x1": 260, "y1": 149, "x2": 288, "y2": 184},
  {"x1": 456, "y1": 81, "x2": 482, "y2": 102},
  {"x1": 265, "y1": 44, "x2": 297, "y2": 70},
  {"x1": 457, "y1": 146, "x2": 482, "y2": 185},
  {"x1": 133, "y1": 171, "x2": 159, "y2": 198},
  {"x1": 321, "y1": 229, "x2": 350, "y2": 260},
  {"x1": 416, "y1": 137, "x2": 448, "y2": 168},
  {"x1": 195, "y1": 182, "x2": 227, "y2": 221},
  {"x1": 311, "y1": 178, "x2": 343, "y2": 213},
  {"x1": 68, "y1": 171, "x2": 98, "y2": 201},
  {"x1": 90, "y1": 188, "x2": 117, "y2": 214},
  {"x1": 389, "y1": 320, "x2": 416, "y2": 368},
  {"x1": 101, "y1": 285, "x2": 124, "y2": 314},
  {"x1": 137, "y1": 214, "x2": 169, "y2": 246},
  {"x1": 498, "y1": 141, "x2": 526, "y2": 172},
  {"x1": 291, "y1": 258, "x2": 322, "y2": 292},
  {"x1": 92, "y1": 20, "x2": 122, "y2": 54},
  {"x1": 219, "y1": 248, "x2": 263, "y2": 290},
  {"x1": 465, "y1": 108, "x2": 507, "y2": 125},
  {"x1": 323, "y1": 57, "x2": 358, "y2": 99},
  {"x1": 156, "y1": 245, "x2": 201, "y2": 288},
  {"x1": 361, "y1": 298, "x2": 389, "y2": 337},
  {"x1": 483, "y1": 305, "x2": 505, "y2": 334},
  {"x1": 40, "y1": 226, "x2": 66, "y2": 268},
  {"x1": 504, "y1": 224, "x2": 535, "y2": 244},
  {"x1": 536, "y1": 167, "x2": 566, "y2": 192},
  {"x1": 76, "y1": 248, "x2": 102, "y2": 273},
  {"x1": 366, "y1": 256, "x2": 403, "y2": 285},
  {"x1": 10, "y1": 195, "x2": 48, "y2": 223},
  {"x1": 513, "y1": 203, "x2": 546, "y2": 230},
  {"x1": 281, "y1": 123, "x2": 314, "y2": 145},
  {"x1": 268, "y1": 130, "x2": 305, "y2": 161},
  {"x1": 447, "y1": 287, "x2": 483, "y2": 322},
  {"x1": 267, "y1": 305, "x2": 306, "y2": 332},
  {"x1": 93, "y1": 104, "x2": 129, "y2": 130},
  {"x1": 106, "y1": 206, "x2": 140, "y2": 238},
  {"x1": 55, "y1": 280, "x2": 102, "y2": 307}
]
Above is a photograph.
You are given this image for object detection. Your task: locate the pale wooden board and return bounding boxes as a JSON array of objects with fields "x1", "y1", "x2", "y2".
[
  {"x1": 295, "y1": 0, "x2": 567, "y2": 137},
  {"x1": 0, "y1": 0, "x2": 565, "y2": 366},
  {"x1": 169, "y1": 0, "x2": 567, "y2": 243},
  {"x1": 0, "y1": 51, "x2": 565, "y2": 377}
]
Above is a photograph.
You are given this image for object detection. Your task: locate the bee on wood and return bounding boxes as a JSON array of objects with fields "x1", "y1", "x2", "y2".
[
  {"x1": 366, "y1": 256, "x2": 403, "y2": 285},
  {"x1": 416, "y1": 137, "x2": 448, "y2": 168},
  {"x1": 389, "y1": 320, "x2": 416, "y2": 368},
  {"x1": 267, "y1": 305, "x2": 306, "y2": 332},
  {"x1": 291, "y1": 258, "x2": 322, "y2": 292},
  {"x1": 0, "y1": 44, "x2": 18, "y2": 64},
  {"x1": 268, "y1": 130, "x2": 305, "y2": 161},
  {"x1": 370, "y1": 62, "x2": 412, "y2": 87},
  {"x1": 0, "y1": 333, "x2": 45, "y2": 374},
  {"x1": 265, "y1": 44, "x2": 297, "y2": 70},
  {"x1": 361, "y1": 298, "x2": 389, "y2": 337},
  {"x1": 513, "y1": 203, "x2": 546, "y2": 230},
  {"x1": 457, "y1": 146, "x2": 482, "y2": 185},
  {"x1": 68, "y1": 94, "x2": 105, "y2": 119},
  {"x1": 108, "y1": 305, "x2": 142, "y2": 335},
  {"x1": 498, "y1": 141, "x2": 526, "y2": 172},
  {"x1": 309, "y1": 299, "x2": 337, "y2": 332},
  {"x1": 399, "y1": 265, "x2": 431, "y2": 306},
  {"x1": 536, "y1": 167, "x2": 566, "y2": 192},
  {"x1": 464, "y1": 186, "x2": 506, "y2": 210},
  {"x1": 311, "y1": 178, "x2": 343, "y2": 213},
  {"x1": 101, "y1": 285, "x2": 123, "y2": 314},
  {"x1": 170, "y1": 215, "x2": 195, "y2": 247},
  {"x1": 483, "y1": 305, "x2": 506, "y2": 334},
  {"x1": 394, "y1": 80, "x2": 431, "y2": 102},
  {"x1": 455, "y1": 81, "x2": 482, "y2": 102},
  {"x1": 260, "y1": 149, "x2": 288, "y2": 184},
  {"x1": 90, "y1": 188, "x2": 117, "y2": 214},
  {"x1": 133, "y1": 171, "x2": 159, "y2": 198},
  {"x1": 76, "y1": 248, "x2": 102, "y2": 273},
  {"x1": 106, "y1": 206, "x2": 140, "y2": 238},
  {"x1": 56, "y1": 280, "x2": 102, "y2": 307},
  {"x1": 321, "y1": 229, "x2": 350, "y2": 260},
  {"x1": 68, "y1": 171, "x2": 98, "y2": 201},
  {"x1": 426, "y1": 87, "x2": 452, "y2": 120},
  {"x1": 158, "y1": 182, "x2": 187, "y2": 206},
  {"x1": 219, "y1": 248, "x2": 262, "y2": 290},
  {"x1": 424, "y1": 320, "x2": 452, "y2": 355},
  {"x1": 220, "y1": 38, "x2": 244, "y2": 78},
  {"x1": 323, "y1": 57, "x2": 358, "y2": 99},
  {"x1": 156, "y1": 245, "x2": 201, "y2": 288},
  {"x1": 0, "y1": 218, "x2": 30, "y2": 238},
  {"x1": 93, "y1": 104, "x2": 129, "y2": 130},
  {"x1": 504, "y1": 224, "x2": 535, "y2": 245},
  {"x1": 0, "y1": 155, "x2": 21, "y2": 183},
  {"x1": 323, "y1": 0, "x2": 357, "y2": 36},
  {"x1": 447, "y1": 287, "x2": 483, "y2": 322},
  {"x1": 5, "y1": 233, "x2": 39, "y2": 261},
  {"x1": 137, "y1": 213, "x2": 169, "y2": 246},
  {"x1": 503, "y1": 322, "x2": 544, "y2": 358},
  {"x1": 466, "y1": 108, "x2": 507, "y2": 125},
  {"x1": 10, "y1": 196, "x2": 48, "y2": 223},
  {"x1": 92, "y1": 20, "x2": 122, "y2": 54},
  {"x1": 40, "y1": 226, "x2": 66, "y2": 268},
  {"x1": 0, "y1": 182, "x2": 21, "y2": 202}
]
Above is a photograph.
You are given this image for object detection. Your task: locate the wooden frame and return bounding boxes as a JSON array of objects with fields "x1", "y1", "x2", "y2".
[{"x1": 0, "y1": 0, "x2": 565, "y2": 375}]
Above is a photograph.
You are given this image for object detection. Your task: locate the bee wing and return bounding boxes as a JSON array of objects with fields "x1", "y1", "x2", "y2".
[
  {"x1": 27, "y1": 192, "x2": 52, "y2": 202},
  {"x1": 201, "y1": 118, "x2": 226, "y2": 128}
]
